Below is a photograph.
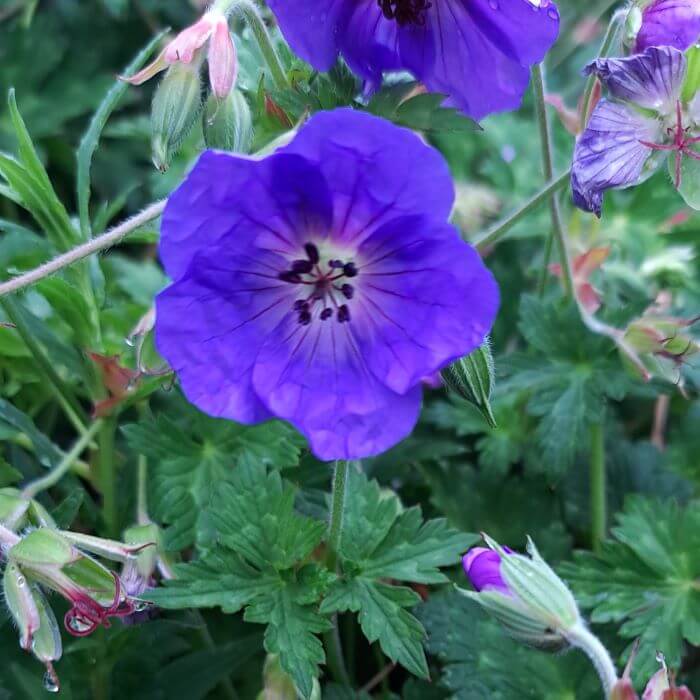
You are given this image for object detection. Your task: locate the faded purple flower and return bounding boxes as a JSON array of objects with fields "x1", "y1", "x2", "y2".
[
  {"x1": 155, "y1": 108, "x2": 498, "y2": 460},
  {"x1": 572, "y1": 46, "x2": 699, "y2": 216},
  {"x1": 266, "y1": 0, "x2": 560, "y2": 121},
  {"x1": 636, "y1": 0, "x2": 700, "y2": 53},
  {"x1": 462, "y1": 546, "x2": 512, "y2": 593}
]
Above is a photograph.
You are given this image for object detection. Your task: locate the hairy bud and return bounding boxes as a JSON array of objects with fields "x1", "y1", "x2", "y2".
[{"x1": 203, "y1": 89, "x2": 253, "y2": 153}]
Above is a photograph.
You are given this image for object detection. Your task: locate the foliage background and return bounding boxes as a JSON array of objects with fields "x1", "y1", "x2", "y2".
[{"x1": 0, "y1": 0, "x2": 698, "y2": 698}]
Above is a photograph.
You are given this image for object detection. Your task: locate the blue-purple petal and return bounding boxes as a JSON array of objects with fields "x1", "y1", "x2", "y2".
[
  {"x1": 636, "y1": 0, "x2": 700, "y2": 53},
  {"x1": 572, "y1": 99, "x2": 662, "y2": 217},
  {"x1": 583, "y1": 46, "x2": 686, "y2": 115}
]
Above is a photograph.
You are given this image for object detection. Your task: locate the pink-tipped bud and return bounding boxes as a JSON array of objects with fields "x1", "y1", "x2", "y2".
[{"x1": 208, "y1": 17, "x2": 238, "y2": 99}]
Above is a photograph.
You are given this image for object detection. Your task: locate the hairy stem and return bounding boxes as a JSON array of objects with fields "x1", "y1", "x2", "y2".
[
  {"x1": 566, "y1": 623, "x2": 618, "y2": 696},
  {"x1": 22, "y1": 420, "x2": 103, "y2": 499},
  {"x1": 474, "y1": 170, "x2": 571, "y2": 252},
  {"x1": 136, "y1": 455, "x2": 149, "y2": 525},
  {"x1": 236, "y1": 1, "x2": 290, "y2": 89},
  {"x1": 532, "y1": 63, "x2": 574, "y2": 297},
  {"x1": 589, "y1": 422, "x2": 606, "y2": 554},
  {"x1": 0, "y1": 200, "x2": 166, "y2": 298},
  {"x1": 325, "y1": 460, "x2": 351, "y2": 686}
]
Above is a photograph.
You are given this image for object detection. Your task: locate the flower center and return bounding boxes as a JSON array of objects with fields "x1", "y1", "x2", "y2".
[
  {"x1": 377, "y1": 0, "x2": 432, "y2": 26},
  {"x1": 639, "y1": 101, "x2": 700, "y2": 189},
  {"x1": 277, "y1": 242, "x2": 358, "y2": 326}
]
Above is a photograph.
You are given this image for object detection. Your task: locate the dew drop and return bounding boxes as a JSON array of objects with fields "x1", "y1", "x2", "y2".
[
  {"x1": 43, "y1": 671, "x2": 60, "y2": 694},
  {"x1": 66, "y1": 616, "x2": 93, "y2": 634},
  {"x1": 547, "y1": 7, "x2": 558, "y2": 19},
  {"x1": 17, "y1": 575, "x2": 25, "y2": 587},
  {"x1": 133, "y1": 600, "x2": 149, "y2": 613}
]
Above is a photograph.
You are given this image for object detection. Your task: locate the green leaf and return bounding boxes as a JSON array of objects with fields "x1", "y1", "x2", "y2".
[
  {"x1": 122, "y1": 397, "x2": 304, "y2": 550},
  {"x1": 560, "y1": 496, "x2": 700, "y2": 684},
  {"x1": 420, "y1": 590, "x2": 600, "y2": 699},
  {"x1": 35, "y1": 277, "x2": 96, "y2": 348},
  {"x1": 0, "y1": 397, "x2": 61, "y2": 468},
  {"x1": 146, "y1": 551, "x2": 279, "y2": 612},
  {"x1": 322, "y1": 578, "x2": 429, "y2": 679},
  {"x1": 245, "y1": 584, "x2": 332, "y2": 700},
  {"x1": 77, "y1": 30, "x2": 167, "y2": 238},
  {"x1": 325, "y1": 466, "x2": 471, "y2": 678},
  {"x1": 340, "y1": 466, "x2": 474, "y2": 584},
  {"x1": 204, "y1": 463, "x2": 326, "y2": 570}
]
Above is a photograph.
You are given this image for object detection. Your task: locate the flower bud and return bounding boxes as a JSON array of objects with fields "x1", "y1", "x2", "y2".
[
  {"x1": 257, "y1": 654, "x2": 321, "y2": 700},
  {"x1": 9, "y1": 529, "x2": 75, "y2": 567},
  {"x1": 208, "y1": 19, "x2": 237, "y2": 99},
  {"x1": 611, "y1": 680, "x2": 640, "y2": 700},
  {"x1": 151, "y1": 62, "x2": 202, "y2": 172},
  {"x1": 4, "y1": 562, "x2": 40, "y2": 651},
  {"x1": 632, "y1": 0, "x2": 700, "y2": 53},
  {"x1": 440, "y1": 338, "x2": 497, "y2": 427},
  {"x1": 203, "y1": 90, "x2": 254, "y2": 153},
  {"x1": 0, "y1": 487, "x2": 29, "y2": 529},
  {"x1": 459, "y1": 535, "x2": 581, "y2": 650}
]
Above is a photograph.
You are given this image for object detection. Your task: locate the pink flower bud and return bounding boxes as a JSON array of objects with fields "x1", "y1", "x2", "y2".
[{"x1": 208, "y1": 17, "x2": 238, "y2": 99}]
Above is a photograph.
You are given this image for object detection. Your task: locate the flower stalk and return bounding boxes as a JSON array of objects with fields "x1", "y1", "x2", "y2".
[
  {"x1": 565, "y1": 623, "x2": 619, "y2": 697},
  {"x1": 589, "y1": 421, "x2": 607, "y2": 554},
  {"x1": 22, "y1": 420, "x2": 104, "y2": 500}
]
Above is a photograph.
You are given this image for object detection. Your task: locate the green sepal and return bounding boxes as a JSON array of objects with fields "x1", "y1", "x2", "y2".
[
  {"x1": 9, "y1": 529, "x2": 74, "y2": 567},
  {"x1": 29, "y1": 584, "x2": 62, "y2": 664},
  {"x1": 682, "y1": 45, "x2": 700, "y2": 103},
  {"x1": 203, "y1": 90, "x2": 254, "y2": 153},
  {"x1": 440, "y1": 338, "x2": 497, "y2": 427},
  {"x1": 3, "y1": 562, "x2": 40, "y2": 650}
]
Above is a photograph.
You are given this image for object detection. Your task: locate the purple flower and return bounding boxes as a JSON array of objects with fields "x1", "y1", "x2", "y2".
[
  {"x1": 636, "y1": 0, "x2": 700, "y2": 53},
  {"x1": 462, "y1": 546, "x2": 512, "y2": 594},
  {"x1": 266, "y1": 0, "x2": 560, "y2": 121},
  {"x1": 571, "y1": 46, "x2": 699, "y2": 217},
  {"x1": 155, "y1": 108, "x2": 498, "y2": 460}
]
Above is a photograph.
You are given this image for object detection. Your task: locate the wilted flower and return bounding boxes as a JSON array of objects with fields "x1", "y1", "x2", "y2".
[
  {"x1": 124, "y1": 10, "x2": 237, "y2": 99},
  {"x1": 634, "y1": 0, "x2": 700, "y2": 53},
  {"x1": 459, "y1": 535, "x2": 581, "y2": 650},
  {"x1": 155, "y1": 108, "x2": 498, "y2": 460},
  {"x1": 572, "y1": 46, "x2": 699, "y2": 217},
  {"x1": 267, "y1": 0, "x2": 560, "y2": 120}
]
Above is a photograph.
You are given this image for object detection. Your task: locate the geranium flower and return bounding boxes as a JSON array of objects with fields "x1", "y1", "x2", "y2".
[
  {"x1": 155, "y1": 108, "x2": 498, "y2": 460},
  {"x1": 572, "y1": 46, "x2": 698, "y2": 217},
  {"x1": 266, "y1": 0, "x2": 560, "y2": 120},
  {"x1": 635, "y1": 0, "x2": 700, "y2": 53}
]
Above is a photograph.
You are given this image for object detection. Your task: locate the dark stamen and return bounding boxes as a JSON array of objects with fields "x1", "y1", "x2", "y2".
[
  {"x1": 337, "y1": 305, "x2": 351, "y2": 323},
  {"x1": 279, "y1": 271, "x2": 302, "y2": 284},
  {"x1": 305, "y1": 243, "x2": 320, "y2": 264},
  {"x1": 299, "y1": 310, "x2": 312, "y2": 325},
  {"x1": 329, "y1": 259, "x2": 344, "y2": 269},
  {"x1": 320, "y1": 308, "x2": 333, "y2": 321},
  {"x1": 292, "y1": 259, "x2": 314, "y2": 274},
  {"x1": 341, "y1": 284, "x2": 354, "y2": 299},
  {"x1": 294, "y1": 300, "x2": 309, "y2": 311},
  {"x1": 377, "y1": 0, "x2": 431, "y2": 26},
  {"x1": 343, "y1": 262, "x2": 358, "y2": 278}
]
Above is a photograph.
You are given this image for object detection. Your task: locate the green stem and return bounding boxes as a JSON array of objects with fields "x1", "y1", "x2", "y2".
[
  {"x1": 565, "y1": 623, "x2": 618, "y2": 695},
  {"x1": 0, "y1": 297, "x2": 91, "y2": 436},
  {"x1": 324, "y1": 460, "x2": 351, "y2": 686},
  {"x1": 22, "y1": 420, "x2": 103, "y2": 499},
  {"x1": 136, "y1": 455, "x2": 149, "y2": 525},
  {"x1": 531, "y1": 63, "x2": 574, "y2": 298},
  {"x1": 326, "y1": 460, "x2": 349, "y2": 571},
  {"x1": 589, "y1": 422, "x2": 606, "y2": 554},
  {"x1": 237, "y1": 1, "x2": 290, "y2": 89},
  {"x1": 474, "y1": 170, "x2": 570, "y2": 252},
  {"x1": 99, "y1": 418, "x2": 118, "y2": 538},
  {"x1": 581, "y1": 10, "x2": 624, "y2": 127}
]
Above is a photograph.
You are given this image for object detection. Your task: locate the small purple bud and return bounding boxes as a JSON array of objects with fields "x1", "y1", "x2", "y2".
[{"x1": 462, "y1": 546, "x2": 513, "y2": 594}]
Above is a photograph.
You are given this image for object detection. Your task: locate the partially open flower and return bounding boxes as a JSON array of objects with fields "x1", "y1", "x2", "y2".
[
  {"x1": 459, "y1": 535, "x2": 581, "y2": 650},
  {"x1": 643, "y1": 654, "x2": 695, "y2": 700},
  {"x1": 572, "y1": 46, "x2": 700, "y2": 216},
  {"x1": 123, "y1": 10, "x2": 237, "y2": 99}
]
